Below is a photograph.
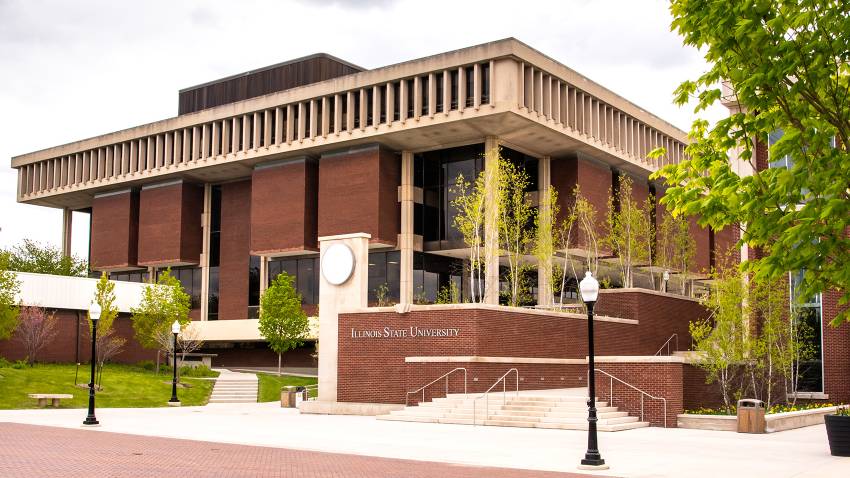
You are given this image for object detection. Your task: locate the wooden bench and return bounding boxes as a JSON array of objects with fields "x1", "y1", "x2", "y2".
[{"x1": 28, "y1": 394, "x2": 73, "y2": 407}]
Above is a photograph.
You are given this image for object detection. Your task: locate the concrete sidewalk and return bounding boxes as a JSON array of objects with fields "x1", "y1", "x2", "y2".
[{"x1": 0, "y1": 403, "x2": 847, "y2": 477}]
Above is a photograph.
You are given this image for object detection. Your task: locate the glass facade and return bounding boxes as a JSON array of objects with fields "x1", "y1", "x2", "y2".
[
  {"x1": 790, "y1": 270, "x2": 824, "y2": 392},
  {"x1": 268, "y1": 256, "x2": 319, "y2": 306},
  {"x1": 207, "y1": 185, "x2": 222, "y2": 320}
]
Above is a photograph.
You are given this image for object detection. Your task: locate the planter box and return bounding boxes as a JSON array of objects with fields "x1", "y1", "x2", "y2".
[
  {"x1": 678, "y1": 406, "x2": 841, "y2": 433},
  {"x1": 825, "y1": 414, "x2": 850, "y2": 457}
]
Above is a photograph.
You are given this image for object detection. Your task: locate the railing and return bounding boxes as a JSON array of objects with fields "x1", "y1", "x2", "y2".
[
  {"x1": 406, "y1": 368, "x2": 467, "y2": 406},
  {"x1": 303, "y1": 384, "x2": 319, "y2": 401},
  {"x1": 654, "y1": 333, "x2": 678, "y2": 356},
  {"x1": 593, "y1": 368, "x2": 668, "y2": 427},
  {"x1": 472, "y1": 368, "x2": 519, "y2": 426}
]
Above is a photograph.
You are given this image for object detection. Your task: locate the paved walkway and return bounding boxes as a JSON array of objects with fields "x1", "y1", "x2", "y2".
[
  {"x1": 0, "y1": 403, "x2": 848, "y2": 477},
  {"x1": 0, "y1": 423, "x2": 594, "y2": 478}
]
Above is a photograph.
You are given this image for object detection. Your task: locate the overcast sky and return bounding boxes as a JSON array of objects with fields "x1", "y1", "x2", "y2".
[{"x1": 0, "y1": 0, "x2": 725, "y2": 261}]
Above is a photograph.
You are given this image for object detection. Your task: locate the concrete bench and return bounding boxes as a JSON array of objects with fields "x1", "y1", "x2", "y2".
[{"x1": 28, "y1": 394, "x2": 73, "y2": 407}]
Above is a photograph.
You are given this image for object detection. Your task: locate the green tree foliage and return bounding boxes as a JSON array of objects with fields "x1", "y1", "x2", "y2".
[
  {"x1": 130, "y1": 269, "x2": 191, "y2": 371},
  {"x1": 497, "y1": 156, "x2": 536, "y2": 306},
  {"x1": 656, "y1": 210, "x2": 696, "y2": 294},
  {"x1": 602, "y1": 175, "x2": 653, "y2": 289},
  {"x1": 652, "y1": 1, "x2": 850, "y2": 325},
  {"x1": 451, "y1": 167, "x2": 487, "y2": 303},
  {"x1": 534, "y1": 187, "x2": 559, "y2": 306},
  {"x1": 2, "y1": 239, "x2": 87, "y2": 276},
  {"x1": 0, "y1": 251, "x2": 21, "y2": 340},
  {"x1": 91, "y1": 272, "x2": 125, "y2": 384},
  {"x1": 259, "y1": 272, "x2": 309, "y2": 376},
  {"x1": 692, "y1": 265, "x2": 815, "y2": 411}
]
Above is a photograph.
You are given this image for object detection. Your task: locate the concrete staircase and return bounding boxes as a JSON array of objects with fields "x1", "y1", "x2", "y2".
[
  {"x1": 208, "y1": 370, "x2": 258, "y2": 404},
  {"x1": 378, "y1": 388, "x2": 649, "y2": 432}
]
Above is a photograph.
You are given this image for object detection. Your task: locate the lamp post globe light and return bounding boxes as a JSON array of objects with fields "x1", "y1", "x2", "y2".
[
  {"x1": 169, "y1": 320, "x2": 181, "y2": 405},
  {"x1": 83, "y1": 301, "x2": 101, "y2": 426},
  {"x1": 578, "y1": 271, "x2": 607, "y2": 470}
]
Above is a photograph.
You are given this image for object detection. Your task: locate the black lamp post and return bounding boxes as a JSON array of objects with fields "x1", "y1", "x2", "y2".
[
  {"x1": 169, "y1": 320, "x2": 181, "y2": 405},
  {"x1": 83, "y1": 302, "x2": 101, "y2": 426},
  {"x1": 579, "y1": 271, "x2": 607, "y2": 470}
]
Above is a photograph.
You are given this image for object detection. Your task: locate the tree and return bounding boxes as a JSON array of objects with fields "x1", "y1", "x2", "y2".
[
  {"x1": 177, "y1": 322, "x2": 205, "y2": 369},
  {"x1": 602, "y1": 175, "x2": 652, "y2": 289},
  {"x1": 259, "y1": 272, "x2": 309, "y2": 376},
  {"x1": 130, "y1": 269, "x2": 191, "y2": 373},
  {"x1": 2, "y1": 239, "x2": 87, "y2": 276},
  {"x1": 451, "y1": 167, "x2": 487, "y2": 303},
  {"x1": 534, "y1": 186, "x2": 560, "y2": 306},
  {"x1": 0, "y1": 251, "x2": 21, "y2": 341},
  {"x1": 14, "y1": 306, "x2": 59, "y2": 365},
  {"x1": 656, "y1": 210, "x2": 696, "y2": 295},
  {"x1": 90, "y1": 273, "x2": 125, "y2": 385},
  {"x1": 652, "y1": 1, "x2": 850, "y2": 325},
  {"x1": 497, "y1": 156, "x2": 536, "y2": 306}
]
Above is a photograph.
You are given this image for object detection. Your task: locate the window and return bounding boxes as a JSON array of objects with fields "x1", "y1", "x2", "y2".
[
  {"x1": 412, "y1": 252, "x2": 465, "y2": 303},
  {"x1": 248, "y1": 255, "x2": 260, "y2": 319},
  {"x1": 768, "y1": 129, "x2": 792, "y2": 169},
  {"x1": 435, "y1": 73, "x2": 444, "y2": 113},
  {"x1": 366, "y1": 88, "x2": 374, "y2": 126},
  {"x1": 421, "y1": 75, "x2": 429, "y2": 116},
  {"x1": 368, "y1": 251, "x2": 400, "y2": 304},
  {"x1": 208, "y1": 185, "x2": 222, "y2": 320},
  {"x1": 790, "y1": 270, "x2": 823, "y2": 392},
  {"x1": 159, "y1": 266, "x2": 202, "y2": 310},
  {"x1": 480, "y1": 63, "x2": 490, "y2": 104},
  {"x1": 406, "y1": 79, "x2": 415, "y2": 118},
  {"x1": 268, "y1": 256, "x2": 319, "y2": 305},
  {"x1": 450, "y1": 71, "x2": 459, "y2": 110},
  {"x1": 465, "y1": 67, "x2": 474, "y2": 107},
  {"x1": 392, "y1": 82, "x2": 401, "y2": 121}
]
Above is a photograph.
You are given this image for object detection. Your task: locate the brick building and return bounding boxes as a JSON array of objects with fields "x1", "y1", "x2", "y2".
[{"x1": 8, "y1": 39, "x2": 849, "y2": 409}]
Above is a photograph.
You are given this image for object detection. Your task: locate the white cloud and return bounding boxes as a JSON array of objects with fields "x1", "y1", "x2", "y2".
[{"x1": 0, "y1": 0, "x2": 726, "y2": 260}]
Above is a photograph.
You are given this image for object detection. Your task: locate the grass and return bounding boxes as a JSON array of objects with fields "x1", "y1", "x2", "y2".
[
  {"x1": 257, "y1": 373, "x2": 317, "y2": 402},
  {"x1": 0, "y1": 362, "x2": 218, "y2": 409}
]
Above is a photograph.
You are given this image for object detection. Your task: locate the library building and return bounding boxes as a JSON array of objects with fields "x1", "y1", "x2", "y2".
[{"x1": 9, "y1": 38, "x2": 849, "y2": 427}]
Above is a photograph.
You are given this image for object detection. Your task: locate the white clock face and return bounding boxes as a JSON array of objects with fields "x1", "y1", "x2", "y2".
[{"x1": 321, "y1": 243, "x2": 355, "y2": 285}]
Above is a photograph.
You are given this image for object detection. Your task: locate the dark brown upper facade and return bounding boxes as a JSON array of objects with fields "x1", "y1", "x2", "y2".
[{"x1": 178, "y1": 54, "x2": 363, "y2": 115}]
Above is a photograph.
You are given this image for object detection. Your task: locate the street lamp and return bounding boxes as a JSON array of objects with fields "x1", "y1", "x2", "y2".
[
  {"x1": 83, "y1": 301, "x2": 101, "y2": 426},
  {"x1": 168, "y1": 320, "x2": 181, "y2": 406},
  {"x1": 579, "y1": 271, "x2": 607, "y2": 470}
]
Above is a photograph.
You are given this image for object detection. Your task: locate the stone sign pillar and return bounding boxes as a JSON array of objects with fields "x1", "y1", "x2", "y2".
[{"x1": 317, "y1": 232, "x2": 370, "y2": 402}]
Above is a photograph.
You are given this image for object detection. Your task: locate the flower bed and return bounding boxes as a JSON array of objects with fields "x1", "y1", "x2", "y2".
[
  {"x1": 685, "y1": 402, "x2": 839, "y2": 416},
  {"x1": 678, "y1": 404, "x2": 844, "y2": 433}
]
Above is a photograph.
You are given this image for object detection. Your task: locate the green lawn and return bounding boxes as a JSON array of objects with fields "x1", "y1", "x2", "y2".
[
  {"x1": 257, "y1": 373, "x2": 318, "y2": 402},
  {"x1": 0, "y1": 363, "x2": 218, "y2": 409}
]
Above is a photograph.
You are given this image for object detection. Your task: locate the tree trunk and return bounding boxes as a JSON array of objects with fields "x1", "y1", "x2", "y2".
[
  {"x1": 278, "y1": 353, "x2": 282, "y2": 377},
  {"x1": 155, "y1": 350, "x2": 160, "y2": 375}
]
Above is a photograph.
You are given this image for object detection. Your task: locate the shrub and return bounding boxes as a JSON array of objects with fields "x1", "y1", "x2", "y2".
[
  {"x1": 179, "y1": 365, "x2": 217, "y2": 378},
  {"x1": 137, "y1": 360, "x2": 155, "y2": 371},
  {"x1": 0, "y1": 357, "x2": 11, "y2": 368},
  {"x1": 11, "y1": 359, "x2": 28, "y2": 369}
]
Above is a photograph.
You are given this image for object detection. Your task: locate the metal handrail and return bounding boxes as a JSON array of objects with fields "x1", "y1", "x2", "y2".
[
  {"x1": 654, "y1": 333, "x2": 679, "y2": 356},
  {"x1": 406, "y1": 368, "x2": 467, "y2": 406},
  {"x1": 303, "y1": 384, "x2": 319, "y2": 401},
  {"x1": 472, "y1": 368, "x2": 519, "y2": 426},
  {"x1": 592, "y1": 368, "x2": 668, "y2": 427}
]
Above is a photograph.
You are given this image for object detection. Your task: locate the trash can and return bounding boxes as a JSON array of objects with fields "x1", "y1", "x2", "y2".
[
  {"x1": 280, "y1": 386, "x2": 308, "y2": 408},
  {"x1": 737, "y1": 399, "x2": 766, "y2": 433}
]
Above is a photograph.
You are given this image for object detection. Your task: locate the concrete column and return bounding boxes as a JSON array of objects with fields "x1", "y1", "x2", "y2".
[
  {"x1": 259, "y1": 255, "x2": 269, "y2": 297},
  {"x1": 537, "y1": 156, "x2": 552, "y2": 307},
  {"x1": 61, "y1": 208, "x2": 72, "y2": 258},
  {"x1": 399, "y1": 151, "x2": 414, "y2": 305},
  {"x1": 483, "y1": 136, "x2": 500, "y2": 304},
  {"x1": 200, "y1": 184, "x2": 212, "y2": 321},
  {"x1": 318, "y1": 232, "x2": 370, "y2": 403}
]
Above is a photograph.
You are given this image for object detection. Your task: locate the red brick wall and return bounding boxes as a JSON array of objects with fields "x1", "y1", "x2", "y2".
[
  {"x1": 630, "y1": 177, "x2": 650, "y2": 207},
  {"x1": 337, "y1": 291, "x2": 709, "y2": 405},
  {"x1": 689, "y1": 215, "x2": 711, "y2": 274},
  {"x1": 595, "y1": 289, "x2": 709, "y2": 355},
  {"x1": 90, "y1": 190, "x2": 139, "y2": 271},
  {"x1": 250, "y1": 159, "x2": 319, "y2": 255},
  {"x1": 0, "y1": 309, "x2": 156, "y2": 364},
  {"x1": 138, "y1": 182, "x2": 203, "y2": 266},
  {"x1": 202, "y1": 342, "x2": 317, "y2": 369},
  {"x1": 551, "y1": 155, "x2": 612, "y2": 248},
  {"x1": 823, "y1": 290, "x2": 850, "y2": 403},
  {"x1": 318, "y1": 145, "x2": 400, "y2": 246},
  {"x1": 712, "y1": 224, "x2": 740, "y2": 271},
  {"x1": 219, "y1": 180, "x2": 252, "y2": 320}
]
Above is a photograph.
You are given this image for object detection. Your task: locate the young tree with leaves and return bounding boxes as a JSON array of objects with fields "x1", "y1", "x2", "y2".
[
  {"x1": 1, "y1": 239, "x2": 88, "y2": 276},
  {"x1": 497, "y1": 157, "x2": 536, "y2": 306},
  {"x1": 603, "y1": 175, "x2": 652, "y2": 289},
  {"x1": 652, "y1": 0, "x2": 850, "y2": 325},
  {"x1": 259, "y1": 272, "x2": 310, "y2": 376},
  {"x1": 0, "y1": 251, "x2": 21, "y2": 341},
  {"x1": 451, "y1": 169, "x2": 487, "y2": 303},
  {"x1": 656, "y1": 210, "x2": 696, "y2": 295},
  {"x1": 534, "y1": 186, "x2": 560, "y2": 307},
  {"x1": 90, "y1": 272, "x2": 125, "y2": 383},
  {"x1": 131, "y1": 269, "x2": 191, "y2": 373}
]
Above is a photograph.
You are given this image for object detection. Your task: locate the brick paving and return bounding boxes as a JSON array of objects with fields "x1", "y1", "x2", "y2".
[{"x1": 0, "y1": 423, "x2": 610, "y2": 478}]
